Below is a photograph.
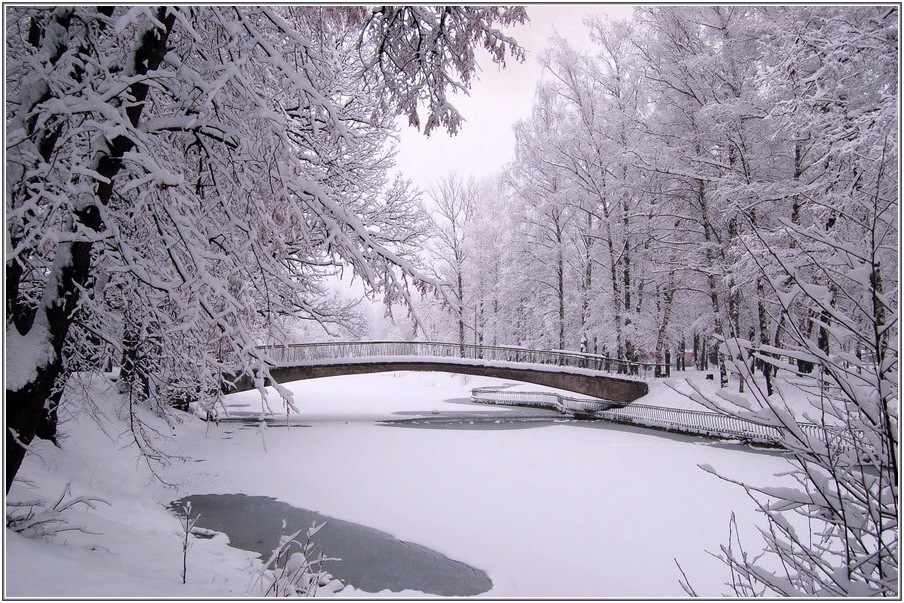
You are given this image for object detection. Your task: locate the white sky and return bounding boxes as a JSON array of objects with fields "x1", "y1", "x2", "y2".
[{"x1": 394, "y1": 4, "x2": 635, "y2": 192}]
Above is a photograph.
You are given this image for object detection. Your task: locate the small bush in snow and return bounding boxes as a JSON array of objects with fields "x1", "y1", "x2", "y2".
[
  {"x1": 6, "y1": 482, "x2": 109, "y2": 540},
  {"x1": 176, "y1": 501, "x2": 201, "y2": 584},
  {"x1": 252, "y1": 520, "x2": 343, "y2": 597}
]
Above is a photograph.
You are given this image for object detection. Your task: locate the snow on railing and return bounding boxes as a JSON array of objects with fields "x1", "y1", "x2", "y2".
[
  {"x1": 258, "y1": 341, "x2": 668, "y2": 378},
  {"x1": 470, "y1": 385, "x2": 621, "y2": 415},
  {"x1": 471, "y1": 385, "x2": 855, "y2": 448},
  {"x1": 596, "y1": 403, "x2": 781, "y2": 443}
]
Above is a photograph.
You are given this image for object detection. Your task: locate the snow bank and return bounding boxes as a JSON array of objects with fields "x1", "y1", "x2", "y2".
[{"x1": 5, "y1": 376, "x2": 260, "y2": 597}]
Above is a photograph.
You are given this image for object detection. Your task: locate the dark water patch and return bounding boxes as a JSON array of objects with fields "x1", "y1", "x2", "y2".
[
  {"x1": 439, "y1": 396, "x2": 515, "y2": 408},
  {"x1": 384, "y1": 402, "x2": 566, "y2": 430},
  {"x1": 216, "y1": 420, "x2": 312, "y2": 430},
  {"x1": 397, "y1": 400, "x2": 563, "y2": 417},
  {"x1": 380, "y1": 414, "x2": 569, "y2": 430},
  {"x1": 169, "y1": 494, "x2": 492, "y2": 596}
]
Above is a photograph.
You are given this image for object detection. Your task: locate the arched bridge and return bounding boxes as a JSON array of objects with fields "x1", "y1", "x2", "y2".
[{"x1": 227, "y1": 341, "x2": 663, "y2": 409}]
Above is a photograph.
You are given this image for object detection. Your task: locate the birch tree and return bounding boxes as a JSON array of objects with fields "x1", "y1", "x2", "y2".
[
  {"x1": 670, "y1": 6, "x2": 899, "y2": 595},
  {"x1": 427, "y1": 173, "x2": 478, "y2": 355}
]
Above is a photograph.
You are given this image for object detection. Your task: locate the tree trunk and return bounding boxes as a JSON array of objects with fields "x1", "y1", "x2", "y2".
[
  {"x1": 606, "y1": 230, "x2": 624, "y2": 361},
  {"x1": 34, "y1": 386, "x2": 64, "y2": 444},
  {"x1": 757, "y1": 276, "x2": 774, "y2": 396},
  {"x1": 579, "y1": 219, "x2": 593, "y2": 353},
  {"x1": 557, "y1": 240, "x2": 565, "y2": 352},
  {"x1": 697, "y1": 177, "x2": 728, "y2": 387},
  {"x1": 727, "y1": 216, "x2": 743, "y2": 392},
  {"x1": 477, "y1": 294, "x2": 484, "y2": 358},
  {"x1": 6, "y1": 9, "x2": 176, "y2": 493},
  {"x1": 457, "y1": 268, "x2": 465, "y2": 357},
  {"x1": 653, "y1": 268, "x2": 676, "y2": 377}
]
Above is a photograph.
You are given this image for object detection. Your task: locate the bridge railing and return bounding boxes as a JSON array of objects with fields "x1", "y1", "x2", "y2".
[
  {"x1": 471, "y1": 386, "x2": 567, "y2": 412},
  {"x1": 597, "y1": 403, "x2": 782, "y2": 443},
  {"x1": 259, "y1": 341, "x2": 667, "y2": 378},
  {"x1": 470, "y1": 385, "x2": 858, "y2": 448},
  {"x1": 598, "y1": 404, "x2": 859, "y2": 450}
]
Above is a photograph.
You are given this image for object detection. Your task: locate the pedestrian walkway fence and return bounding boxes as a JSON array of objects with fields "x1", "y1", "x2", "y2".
[{"x1": 471, "y1": 384, "x2": 855, "y2": 449}]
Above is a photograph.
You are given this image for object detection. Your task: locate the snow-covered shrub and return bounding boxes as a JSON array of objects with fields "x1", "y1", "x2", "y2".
[
  {"x1": 176, "y1": 501, "x2": 201, "y2": 585},
  {"x1": 6, "y1": 482, "x2": 109, "y2": 540},
  {"x1": 252, "y1": 520, "x2": 343, "y2": 597}
]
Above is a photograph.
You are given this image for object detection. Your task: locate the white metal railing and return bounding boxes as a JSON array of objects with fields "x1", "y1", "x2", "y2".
[
  {"x1": 471, "y1": 385, "x2": 855, "y2": 448},
  {"x1": 596, "y1": 403, "x2": 781, "y2": 443},
  {"x1": 258, "y1": 341, "x2": 667, "y2": 378}
]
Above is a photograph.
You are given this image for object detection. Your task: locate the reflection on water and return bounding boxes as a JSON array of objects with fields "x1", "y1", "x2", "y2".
[{"x1": 169, "y1": 493, "x2": 492, "y2": 596}]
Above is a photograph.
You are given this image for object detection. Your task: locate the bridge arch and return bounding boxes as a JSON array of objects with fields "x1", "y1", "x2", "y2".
[{"x1": 225, "y1": 342, "x2": 653, "y2": 407}]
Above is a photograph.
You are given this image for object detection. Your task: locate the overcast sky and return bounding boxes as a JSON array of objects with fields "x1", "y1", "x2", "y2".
[{"x1": 394, "y1": 4, "x2": 635, "y2": 193}]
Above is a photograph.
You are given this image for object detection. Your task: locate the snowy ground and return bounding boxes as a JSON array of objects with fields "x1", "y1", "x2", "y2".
[{"x1": 6, "y1": 370, "x2": 794, "y2": 597}]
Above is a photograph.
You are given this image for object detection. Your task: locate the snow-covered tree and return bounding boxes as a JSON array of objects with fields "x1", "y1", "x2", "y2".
[
  {"x1": 684, "y1": 146, "x2": 898, "y2": 594},
  {"x1": 666, "y1": 6, "x2": 899, "y2": 596},
  {"x1": 5, "y1": 5, "x2": 526, "y2": 491},
  {"x1": 510, "y1": 89, "x2": 580, "y2": 351},
  {"x1": 426, "y1": 173, "x2": 478, "y2": 354},
  {"x1": 465, "y1": 8, "x2": 898, "y2": 592},
  {"x1": 466, "y1": 176, "x2": 521, "y2": 349}
]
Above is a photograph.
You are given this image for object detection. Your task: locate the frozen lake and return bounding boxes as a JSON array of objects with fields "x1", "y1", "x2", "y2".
[{"x1": 179, "y1": 371, "x2": 790, "y2": 597}]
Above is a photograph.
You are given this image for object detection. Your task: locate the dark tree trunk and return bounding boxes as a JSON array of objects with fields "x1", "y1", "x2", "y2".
[
  {"x1": 756, "y1": 276, "x2": 774, "y2": 396},
  {"x1": 557, "y1": 243, "x2": 565, "y2": 352},
  {"x1": 7, "y1": 358, "x2": 66, "y2": 492},
  {"x1": 653, "y1": 268, "x2": 676, "y2": 378},
  {"x1": 698, "y1": 337, "x2": 703, "y2": 370},
  {"x1": 34, "y1": 387, "x2": 64, "y2": 444},
  {"x1": 6, "y1": 9, "x2": 176, "y2": 493}
]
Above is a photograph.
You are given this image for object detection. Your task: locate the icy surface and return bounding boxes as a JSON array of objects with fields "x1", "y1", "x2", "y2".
[{"x1": 7, "y1": 371, "x2": 791, "y2": 597}]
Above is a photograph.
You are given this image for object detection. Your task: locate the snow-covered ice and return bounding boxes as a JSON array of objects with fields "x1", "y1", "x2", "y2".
[{"x1": 7, "y1": 370, "x2": 792, "y2": 597}]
